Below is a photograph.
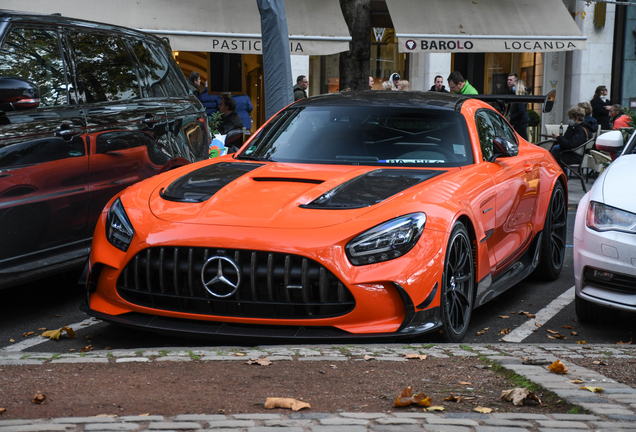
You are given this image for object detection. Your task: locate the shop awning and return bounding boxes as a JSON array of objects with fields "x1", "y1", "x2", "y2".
[
  {"x1": 2, "y1": 0, "x2": 351, "y2": 55},
  {"x1": 386, "y1": 0, "x2": 586, "y2": 53}
]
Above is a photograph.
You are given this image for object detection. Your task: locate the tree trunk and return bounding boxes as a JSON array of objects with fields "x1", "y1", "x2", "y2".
[{"x1": 339, "y1": 0, "x2": 371, "y2": 91}]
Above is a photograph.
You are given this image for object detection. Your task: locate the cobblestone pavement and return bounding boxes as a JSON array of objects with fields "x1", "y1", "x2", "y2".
[{"x1": 2, "y1": 343, "x2": 636, "y2": 431}]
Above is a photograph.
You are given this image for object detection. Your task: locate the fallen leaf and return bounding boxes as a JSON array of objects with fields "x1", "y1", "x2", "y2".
[
  {"x1": 562, "y1": 325, "x2": 574, "y2": 329},
  {"x1": 535, "y1": 322, "x2": 542, "y2": 327},
  {"x1": 23, "y1": 331, "x2": 34, "y2": 337},
  {"x1": 568, "y1": 379, "x2": 584, "y2": 384},
  {"x1": 232, "y1": 352, "x2": 247, "y2": 356},
  {"x1": 442, "y1": 393, "x2": 463, "y2": 402},
  {"x1": 32, "y1": 393, "x2": 46, "y2": 404},
  {"x1": 69, "y1": 349, "x2": 75, "y2": 352},
  {"x1": 501, "y1": 388, "x2": 542, "y2": 406},
  {"x1": 55, "y1": 314, "x2": 60, "y2": 317},
  {"x1": 264, "y1": 397, "x2": 310, "y2": 411},
  {"x1": 138, "y1": 413, "x2": 150, "y2": 416},
  {"x1": 546, "y1": 329, "x2": 559, "y2": 334},
  {"x1": 576, "y1": 340, "x2": 587, "y2": 345},
  {"x1": 330, "y1": 365, "x2": 337, "y2": 369},
  {"x1": 9, "y1": 339, "x2": 14, "y2": 343},
  {"x1": 555, "y1": 335, "x2": 567, "y2": 340},
  {"x1": 463, "y1": 397, "x2": 475, "y2": 400},
  {"x1": 580, "y1": 386, "x2": 604, "y2": 393},
  {"x1": 41, "y1": 326, "x2": 76, "y2": 340},
  {"x1": 394, "y1": 387, "x2": 432, "y2": 407},
  {"x1": 474, "y1": 406, "x2": 492, "y2": 413},
  {"x1": 0, "y1": 408, "x2": 5, "y2": 413},
  {"x1": 592, "y1": 360, "x2": 608, "y2": 366},
  {"x1": 363, "y1": 355, "x2": 375, "y2": 361},
  {"x1": 548, "y1": 359, "x2": 569, "y2": 374},
  {"x1": 499, "y1": 328, "x2": 510, "y2": 335},
  {"x1": 547, "y1": 335, "x2": 555, "y2": 339},
  {"x1": 104, "y1": 347, "x2": 112, "y2": 350},
  {"x1": 571, "y1": 332, "x2": 578, "y2": 336},
  {"x1": 458, "y1": 381, "x2": 472, "y2": 386},
  {"x1": 510, "y1": 311, "x2": 516, "y2": 314},
  {"x1": 80, "y1": 345, "x2": 94, "y2": 353},
  {"x1": 426, "y1": 406, "x2": 445, "y2": 411},
  {"x1": 617, "y1": 339, "x2": 632, "y2": 345},
  {"x1": 403, "y1": 353, "x2": 427, "y2": 360},
  {"x1": 38, "y1": 328, "x2": 46, "y2": 331},
  {"x1": 498, "y1": 316, "x2": 510, "y2": 319},
  {"x1": 246, "y1": 358, "x2": 272, "y2": 366},
  {"x1": 526, "y1": 314, "x2": 536, "y2": 319}
]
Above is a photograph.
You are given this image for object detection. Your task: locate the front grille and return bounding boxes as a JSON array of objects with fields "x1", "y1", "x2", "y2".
[
  {"x1": 116, "y1": 247, "x2": 355, "y2": 319},
  {"x1": 584, "y1": 266, "x2": 636, "y2": 294}
]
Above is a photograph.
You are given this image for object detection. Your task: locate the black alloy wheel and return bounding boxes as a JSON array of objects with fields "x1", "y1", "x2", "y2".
[
  {"x1": 535, "y1": 181, "x2": 567, "y2": 280},
  {"x1": 440, "y1": 222, "x2": 474, "y2": 343}
]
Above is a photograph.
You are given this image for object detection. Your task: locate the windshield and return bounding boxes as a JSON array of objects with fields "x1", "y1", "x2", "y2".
[{"x1": 239, "y1": 106, "x2": 473, "y2": 167}]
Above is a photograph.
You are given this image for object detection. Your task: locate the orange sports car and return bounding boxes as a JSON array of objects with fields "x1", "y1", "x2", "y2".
[{"x1": 81, "y1": 91, "x2": 567, "y2": 342}]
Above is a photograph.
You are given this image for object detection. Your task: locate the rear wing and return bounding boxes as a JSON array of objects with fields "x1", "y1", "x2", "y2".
[{"x1": 474, "y1": 89, "x2": 556, "y2": 113}]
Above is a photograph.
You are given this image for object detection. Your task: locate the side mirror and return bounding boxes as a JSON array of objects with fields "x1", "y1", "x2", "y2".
[
  {"x1": 595, "y1": 130, "x2": 623, "y2": 154},
  {"x1": 0, "y1": 77, "x2": 40, "y2": 111},
  {"x1": 543, "y1": 90, "x2": 556, "y2": 113},
  {"x1": 225, "y1": 129, "x2": 244, "y2": 154},
  {"x1": 489, "y1": 137, "x2": 519, "y2": 162}
]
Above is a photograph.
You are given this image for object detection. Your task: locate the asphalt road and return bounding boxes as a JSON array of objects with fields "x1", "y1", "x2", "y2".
[{"x1": 1, "y1": 209, "x2": 634, "y2": 353}]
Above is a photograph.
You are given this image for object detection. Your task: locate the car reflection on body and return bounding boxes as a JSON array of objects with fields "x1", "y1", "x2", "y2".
[
  {"x1": 574, "y1": 130, "x2": 636, "y2": 322},
  {"x1": 82, "y1": 91, "x2": 567, "y2": 343}
]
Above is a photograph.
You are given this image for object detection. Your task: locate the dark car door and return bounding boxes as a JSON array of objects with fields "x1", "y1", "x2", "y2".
[
  {"x1": 63, "y1": 29, "x2": 172, "y2": 237},
  {"x1": 0, "y1": 25, "x2": 89, "y2": 272},
  {"x1": 129, "y1": 38, "x2": 208, "y2": 163}
]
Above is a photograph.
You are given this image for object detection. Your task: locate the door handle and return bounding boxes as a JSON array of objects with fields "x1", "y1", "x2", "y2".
[
  {"x1": 524, "y1": 162, "x2": 534, "y2": 172},
  {"x1": 55, "y1": 127, "x2": 81, "y2": 138}
]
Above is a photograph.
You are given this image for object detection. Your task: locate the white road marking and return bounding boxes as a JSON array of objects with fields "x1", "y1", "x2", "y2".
[
  {"x1": 1, "y1": 317, "x2": 102, "y2": 353},
  {"x1": 502, "y1": 286, "x2": 575, "y2": 343}
]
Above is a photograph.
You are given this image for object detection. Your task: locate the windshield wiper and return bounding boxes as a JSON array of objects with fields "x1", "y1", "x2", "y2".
[{"x1": 236, "y1": 154, "x2": 268, "y2": 161}]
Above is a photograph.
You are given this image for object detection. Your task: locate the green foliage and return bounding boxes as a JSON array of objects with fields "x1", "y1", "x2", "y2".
[
  {"x1": 208, "y1": 112, "x2": 223, "y2": 136},
  {"x1": 528, "y1": 109, "x2": 541, "y2": 127}
]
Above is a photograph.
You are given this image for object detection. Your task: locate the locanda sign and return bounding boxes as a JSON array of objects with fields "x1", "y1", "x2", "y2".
[{"x1": 404, "y1": 39, "x2": 580, "y2": 52}]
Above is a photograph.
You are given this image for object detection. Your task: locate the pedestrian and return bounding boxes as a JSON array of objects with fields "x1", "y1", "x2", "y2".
[
  {"x1": 389, "y1": 72, "x2": 401, "y2": 90},
  {"x1": 447, "y1": 71, "x2": 478, "y2": 95},
  {"x1": 577, "y1": 102, "x2": 598, "y2": 133},
  {"x1": 187, "y1": 72, "x2": 201, "y2": 98},
  {"x1": 369, "y1": 76, "x2": 375, "y2": 89},
  {"x1": 381, "y1": 80, "x2": 393, "y2": 91},
  {"x1": 507, "y1": 75, "x2": 530, "y2": 140},
  {"x1": 610, "y1": 104, "x2": 631, "y2": 130},
  {"x1": 293, "y1": 75, "x2": 308, "y2": 101},
  {"x1": 217, "y1": 95, "x2": 244, "y2": 135},
  {"x1": 590, "y1": 85, "x2": 611, "y2": 130},
  {"x1": 429, "y1": 75, "x2": 449, "y2": 92},
  {"x1": 550, "y1": 106, "x2": 594, "y2": 171},
  {"x1": 199, "y1": 89, "x2": 221, "y2": 116},
  {"x1": 232, "y1": 93, "x2": 253, "y2": 134},
  {"x1": 397, "y1": 80, "x2": 410, "y2": 91}
]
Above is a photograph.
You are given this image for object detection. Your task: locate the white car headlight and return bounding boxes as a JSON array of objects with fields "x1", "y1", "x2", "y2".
[
  {"x1": 586, "y1": 201, "x2": 636, "y2": 234},
  {"x1": 346, "y1": 213, "x2": 426, "y2": 266},
  {"x1": 106, "y1": 198, "x2": 135, "y2": 251}
]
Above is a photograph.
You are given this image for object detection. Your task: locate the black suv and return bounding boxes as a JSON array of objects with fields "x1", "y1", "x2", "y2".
[{"x1": 0, "y1": 10, "x2": 209, "y2": 289}]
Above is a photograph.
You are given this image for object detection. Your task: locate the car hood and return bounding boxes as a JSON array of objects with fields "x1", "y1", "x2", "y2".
[
  {"x1": 599, "y1": 154, "x2": 636, "y2": 214},
  {"x1": 148, "y1": 161, "x2": 446, "y2": 228}
]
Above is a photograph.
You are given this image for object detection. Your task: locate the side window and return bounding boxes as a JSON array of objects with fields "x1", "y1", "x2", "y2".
[
  {"x1": 0, "y1": 26, "x2": 68, "y2": 107},
  {"x1": 66, "y1": 31, "x2": 141, "y2": 103},
  {"x1": 475, "y1": 110, "x2": 496, "y2": 161},
  {"x1": 489, "y1": 111, "x2": 518, "y2": 144},
  {"x1": 131, "y1": 39, "x2": 185, "y2": 97}
]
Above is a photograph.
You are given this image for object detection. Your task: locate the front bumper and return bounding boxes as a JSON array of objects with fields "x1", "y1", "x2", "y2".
[{"x1": 574, "y1": 194, "x2": 636, "y2": 312}]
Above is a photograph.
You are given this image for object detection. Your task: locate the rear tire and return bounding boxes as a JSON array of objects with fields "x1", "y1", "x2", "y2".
[
  {"x1": 535, "y1": 181, "x2": 567, "y2": 280},
  {"x1": 439, "y1": 222, "x2": 474, "y2": 343}
]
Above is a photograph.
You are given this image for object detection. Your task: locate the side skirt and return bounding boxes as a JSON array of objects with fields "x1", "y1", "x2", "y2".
[{"x1": 475, "y1": 231, "x2": 543, "y2": 307}]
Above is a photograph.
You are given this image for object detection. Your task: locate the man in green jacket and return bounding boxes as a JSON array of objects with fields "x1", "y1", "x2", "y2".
[{"x1": 447, "y1": 71, "x2": 478, "y2": 95}]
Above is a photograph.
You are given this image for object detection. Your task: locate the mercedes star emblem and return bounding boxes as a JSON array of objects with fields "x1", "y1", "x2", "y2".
[{"x1": 200, "y1": 256, "x2": 241, "y2": 298}]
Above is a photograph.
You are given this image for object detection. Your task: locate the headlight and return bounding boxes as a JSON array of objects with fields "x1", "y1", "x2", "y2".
[
  {"x1": 586, "y1": 201, "x2": 636, "y2": 234},
  {"x1": 106, "y1": 198, "x2": 135, "y2": 251},
  {"x1": 346, "y1": 213, "x2": 426, "y2": 266}
]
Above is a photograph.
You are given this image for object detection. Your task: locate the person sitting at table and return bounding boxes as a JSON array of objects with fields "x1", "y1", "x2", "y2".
[{"x1": 550, "y1": 106, "x2": 594, "y2": 171}]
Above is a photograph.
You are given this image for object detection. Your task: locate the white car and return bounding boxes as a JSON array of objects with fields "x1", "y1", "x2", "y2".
[{"x1": 574, "y1": 130, "x2": 636, "y2": 322}]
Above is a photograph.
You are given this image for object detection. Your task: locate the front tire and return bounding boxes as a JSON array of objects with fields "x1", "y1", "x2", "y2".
[
  {"x1": 440, "y1": 222, "x2": 474, "y2": 343},
  {"x1": 535, "y1": 181, "x2": 567, "y2": 280}
]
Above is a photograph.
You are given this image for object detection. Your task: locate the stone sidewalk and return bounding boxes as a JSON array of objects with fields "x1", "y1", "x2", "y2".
[{"x1": 1, "y1": 343, "x2": 635, "y2": 431}]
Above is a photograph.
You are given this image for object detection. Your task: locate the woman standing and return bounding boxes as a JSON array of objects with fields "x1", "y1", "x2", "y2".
[
  {"x1": 590, "y1": 85, "x2": 611, "y2": 130},
  {"x1": 508, "y1": 78, "x2": 530, "y2": 140}
]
